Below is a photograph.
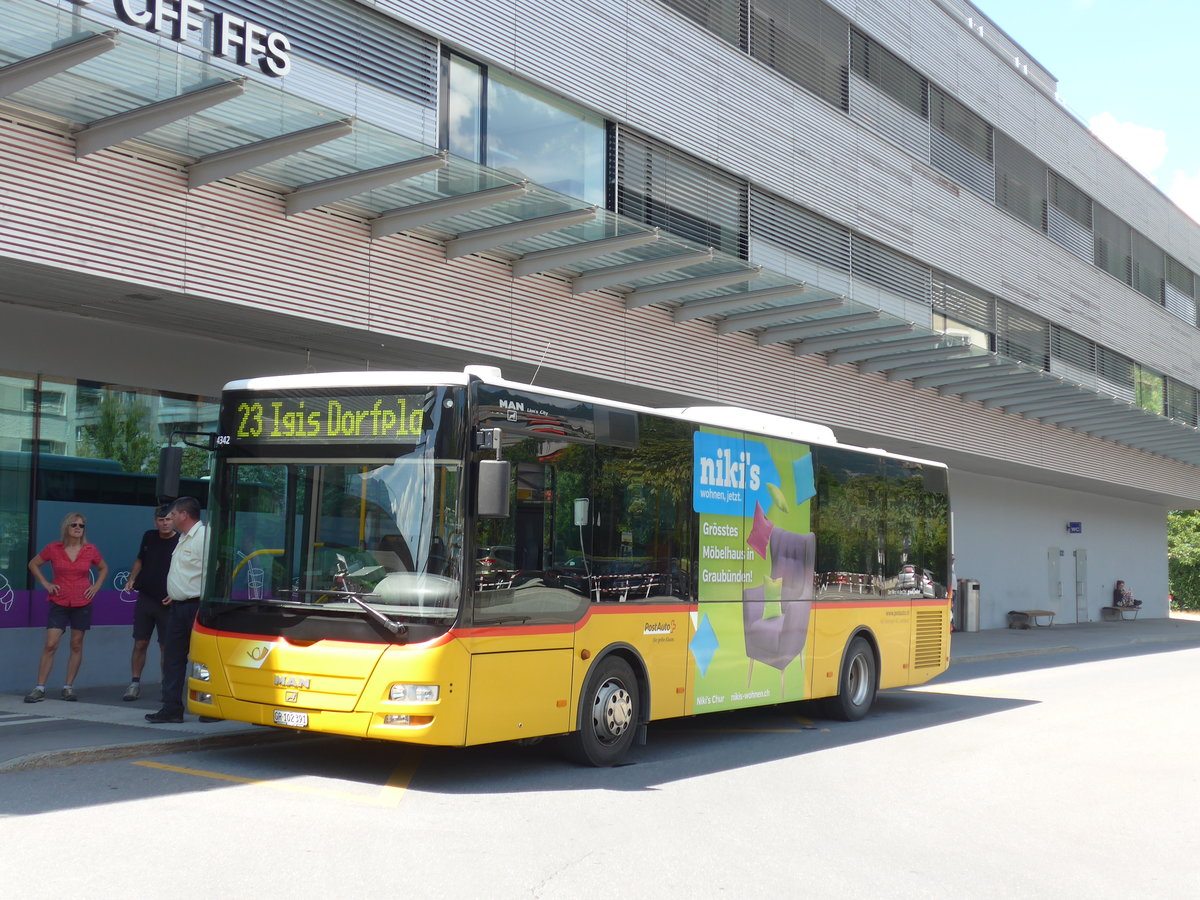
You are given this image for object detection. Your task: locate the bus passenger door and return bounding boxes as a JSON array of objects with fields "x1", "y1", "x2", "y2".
[{"x1": 466, "y1": 649, "x2": 574, "y2": 744}]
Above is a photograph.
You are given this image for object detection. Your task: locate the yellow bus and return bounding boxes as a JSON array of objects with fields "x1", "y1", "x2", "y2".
[{"x1": 189, "y1": 366, "x2": 950, "y2": 765}]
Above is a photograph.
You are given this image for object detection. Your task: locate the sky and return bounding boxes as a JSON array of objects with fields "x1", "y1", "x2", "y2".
[{"x1": 976, "y1": 0, "x2": 1200, "y2": 220}]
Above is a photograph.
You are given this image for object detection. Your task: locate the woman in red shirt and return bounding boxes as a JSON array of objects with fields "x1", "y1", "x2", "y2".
[{"x1": 24, "y1": 512, "x2": 109, "y2": 702}]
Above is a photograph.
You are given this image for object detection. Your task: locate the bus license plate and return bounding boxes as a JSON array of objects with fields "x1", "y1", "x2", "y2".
[{"x1": 273, "y1": 709, "x2": 308, "y2": 728}]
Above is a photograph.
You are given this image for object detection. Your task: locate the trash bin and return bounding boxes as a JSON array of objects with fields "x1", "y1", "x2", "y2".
[{"x1": 956, "y1": 578, "x2": 981, "y2": 632}]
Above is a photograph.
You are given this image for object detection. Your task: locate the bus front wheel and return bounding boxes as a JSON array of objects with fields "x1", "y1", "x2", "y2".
[
  {"x1": 567, "y1": 656, "x2": 639, "y2": 766},
  {"x1": 822, "y1": 636, "x2": 877, "y2": 721}
]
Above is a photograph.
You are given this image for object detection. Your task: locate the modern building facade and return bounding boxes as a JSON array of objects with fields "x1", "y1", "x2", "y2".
[{"x1": 1, "y1": 0, "x2": 1197, "y2": 687}]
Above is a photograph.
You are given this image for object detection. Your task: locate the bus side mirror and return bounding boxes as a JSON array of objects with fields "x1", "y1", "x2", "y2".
[
  {"x1": 157, "y1": 446, "x2": 183, "y2": 505},
  {"x1": 477, "y1": 459, "x2": 511, "y2": 518}
]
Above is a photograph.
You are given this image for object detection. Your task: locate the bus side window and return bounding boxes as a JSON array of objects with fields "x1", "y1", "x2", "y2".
[{"x1": 582, "y1": 418, "x2": 694, "y2": 603}]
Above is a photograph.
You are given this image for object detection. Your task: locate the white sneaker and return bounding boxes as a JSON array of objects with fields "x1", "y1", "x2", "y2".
[{"x1": 122, "y1": 683, "x2": 140, "y2": 701}]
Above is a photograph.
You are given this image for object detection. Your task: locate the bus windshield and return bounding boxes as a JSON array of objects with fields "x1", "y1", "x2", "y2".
[{"x1": 205, "y1": 386, "x2": 466, "y2": 635}]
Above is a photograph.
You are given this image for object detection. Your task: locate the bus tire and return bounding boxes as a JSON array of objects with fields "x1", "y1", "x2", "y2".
[
  {"x1": 566, "y1": 656, "x2": 639, "y2": 766},
  {"x1": 822, "y1": 636, "x2": 877, "y2": 722}
]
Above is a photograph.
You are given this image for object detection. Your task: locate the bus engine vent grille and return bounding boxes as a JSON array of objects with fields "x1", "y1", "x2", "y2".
[{"x1": 913, "y1": 609, "x2": 945, "y2": 669}]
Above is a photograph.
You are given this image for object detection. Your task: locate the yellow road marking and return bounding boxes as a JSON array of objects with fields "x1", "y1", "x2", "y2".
[{"x1": 133, "y1": 757, "x2": 420, "y2": 808}]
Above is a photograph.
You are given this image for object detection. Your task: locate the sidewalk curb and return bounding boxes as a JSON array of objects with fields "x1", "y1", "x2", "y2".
[
  {"x1": 951, "y1": 646, "x2": 1074, "y2": 665},
  {"x1": 0, "y1": 726, "x2": 291, "y2": 774},
  {"x1": 950, "y1": 629, "x2": 1200, "y2": 666}
]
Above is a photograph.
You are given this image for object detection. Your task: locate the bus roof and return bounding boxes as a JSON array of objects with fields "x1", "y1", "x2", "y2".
[
  {"x1": 223, "y1": 371, "x2": 474, "y2": 392},
  {"x1": 223, "y1": 367, "x2": 948, "y2": 471},
  {"x1": 656, "y1": 406, "x2": 837, "y2": 446}
]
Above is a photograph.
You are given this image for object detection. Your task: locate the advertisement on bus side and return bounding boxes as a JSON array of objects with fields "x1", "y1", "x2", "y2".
[{"x1": 689, "y1": 428, "x2": 816, "y2": 713}]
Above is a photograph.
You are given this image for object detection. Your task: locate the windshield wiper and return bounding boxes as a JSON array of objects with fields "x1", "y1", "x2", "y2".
[
  {"x1": 343, "y1": 591, "x2": 407, "y2": 635},
  {"x1": 331, "y1": 556, "x2": 407, "y2": 634}
]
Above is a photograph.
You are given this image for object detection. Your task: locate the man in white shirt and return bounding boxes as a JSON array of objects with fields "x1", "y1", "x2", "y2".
[{"x1": 146, "y1": 496, "x2": 207, "y2": 724}]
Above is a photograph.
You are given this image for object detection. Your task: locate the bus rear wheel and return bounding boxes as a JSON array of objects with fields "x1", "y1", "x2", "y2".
[
  {"x1": 567, "y1": 656, "x2": 639, "y2": 766},
  {"x1": 822, "y1": 636, "x2": 877, "y2": 721}
]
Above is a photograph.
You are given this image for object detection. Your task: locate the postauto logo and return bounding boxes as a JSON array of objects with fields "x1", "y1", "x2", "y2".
[{"x1": 692, "y1": 432, "x2": 780, "y2": 517}]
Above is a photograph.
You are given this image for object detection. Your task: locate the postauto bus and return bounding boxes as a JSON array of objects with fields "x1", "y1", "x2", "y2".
[{"x1": 189, "y1": 367, "x2": 951, "y2": 765}]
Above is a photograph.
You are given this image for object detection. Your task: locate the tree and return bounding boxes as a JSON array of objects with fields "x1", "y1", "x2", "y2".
[
  {"x1": 180, "y1": 446, "x2": 211, "y2": 480},
  {"x1": 1168, "y1": 510, "x2": 1200, "y2": 609},
  {"x1": 78, "y1": 394, "x2": 158, "y2": 473}
]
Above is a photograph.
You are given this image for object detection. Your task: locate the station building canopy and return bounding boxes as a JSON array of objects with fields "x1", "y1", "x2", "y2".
[{"x1": 3, "y1": 0, "x2": 1199, "y2": 468}]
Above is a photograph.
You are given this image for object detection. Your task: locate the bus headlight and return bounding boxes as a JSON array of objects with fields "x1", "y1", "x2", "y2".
[
  {"x1": 389, "y1": 683, "x2": 439, "y2": 703},
  {"x1": 191, "y1": 662, "x2": 211, "y2": 682}
]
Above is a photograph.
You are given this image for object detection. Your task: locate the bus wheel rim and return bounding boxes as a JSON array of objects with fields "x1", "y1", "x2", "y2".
[
  {"x1": 593, "y1": 679, "x2": 632, "y2": 743},
  {"x1": 847, "y1": 654, "x2": 869, "y2": 706}
]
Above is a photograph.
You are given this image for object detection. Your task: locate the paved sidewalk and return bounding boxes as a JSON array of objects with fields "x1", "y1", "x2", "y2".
[
  {"x1": 0, "y1": 683, "x2": 280, "y2": 774},
  {"x1": 948, "y1": 611, "x2": 1200, "y2": 663},
  {"x1": 4, "y1": 614, "x2": 1200, "y2": 774}
]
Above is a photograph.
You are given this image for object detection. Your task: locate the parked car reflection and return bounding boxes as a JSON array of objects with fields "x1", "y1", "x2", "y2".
[{"x1": 894, "y1": 564, "x2": 945, "y2": 598}]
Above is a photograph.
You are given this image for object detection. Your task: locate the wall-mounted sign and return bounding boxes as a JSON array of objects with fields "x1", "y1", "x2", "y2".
[
  {"x1": 1067, "y1": 521, "x2": 1082, "y2": 534},
  {"x1": 79, "y1": 1, "x2": 292, "y2": 76}
]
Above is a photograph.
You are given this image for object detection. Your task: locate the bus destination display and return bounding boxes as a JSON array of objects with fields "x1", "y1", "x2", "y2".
[{"x1": 220, "y1": 393, "x2": 428, "y2": 443}]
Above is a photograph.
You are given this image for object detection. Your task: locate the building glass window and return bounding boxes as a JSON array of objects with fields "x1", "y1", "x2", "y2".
[
  {"x1": 1097, "y1": 347, "x2": 1135, "y2": 394},
  {"x1": 995, "y1": 303, "x2": 1049, "y2": 369},
  {"x1": 618, "y1": 129, "x2": 748, "y2": 258},
  {"x1": 1050, "y1": 325, "x2": 1097, "y2": 373},
  {"x1": 748, "y1": 0, "x2": 850, "y2": 110},
  {"x1": 849, "y1": 28, "x2": 927, "y2": 118},
  {"x1": 1131, "y1": 230, "x2": 1165, "y2": 304},
  {"x1": 1135, "y1": 366, "x2": 1165, "y2": 415},
  {"x1": 1093, "y1": 203, "x2": 1132, "y2": 285},
  {"x1": 1167, "y1": 381, "x2": 1199, "y2": 427},
  {"x1": 994, "y1": 131, "x2": 1047, "y2": 232},
  {"x1": 446, "y1": 55, "x2": 484, "y2": 164},
  {"x1": 0, "y1": 373, "x2": 35, "y2": 616},
  {"x1": 0, "y1": 374, "x2": 218, "y2": 628},
  {"x1": 933, "y1": 313, "x2": 990, "y2": 350},
  {"x1": 660, "y1": 0, "x2": 746, "y2": 48},
  {"x1": 932, "y1": 274, "x2": 995, "y2": 339},
  {"x1": 443, "y1": 54, "x2": 607, "y2": 206}
]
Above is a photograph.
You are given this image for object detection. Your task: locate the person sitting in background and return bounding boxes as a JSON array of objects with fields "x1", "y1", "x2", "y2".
[{"x1": 1113, "y1": 580, "x2": 1141, "y2": 608}]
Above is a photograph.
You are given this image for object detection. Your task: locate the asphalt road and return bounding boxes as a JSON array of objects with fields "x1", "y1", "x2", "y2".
[{"x1": 2, "y1": 642, "x2": 1198, "y2": 898}]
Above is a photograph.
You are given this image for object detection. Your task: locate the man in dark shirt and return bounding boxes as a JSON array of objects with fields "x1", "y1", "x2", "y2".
[{"x1": 122, "y1": 506, "x2": 178, "y2": 701}]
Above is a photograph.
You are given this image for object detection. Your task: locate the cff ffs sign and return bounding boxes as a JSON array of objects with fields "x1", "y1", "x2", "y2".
[{"x1": 79, "y1": 1, "x2": 292, "y2": 76}]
